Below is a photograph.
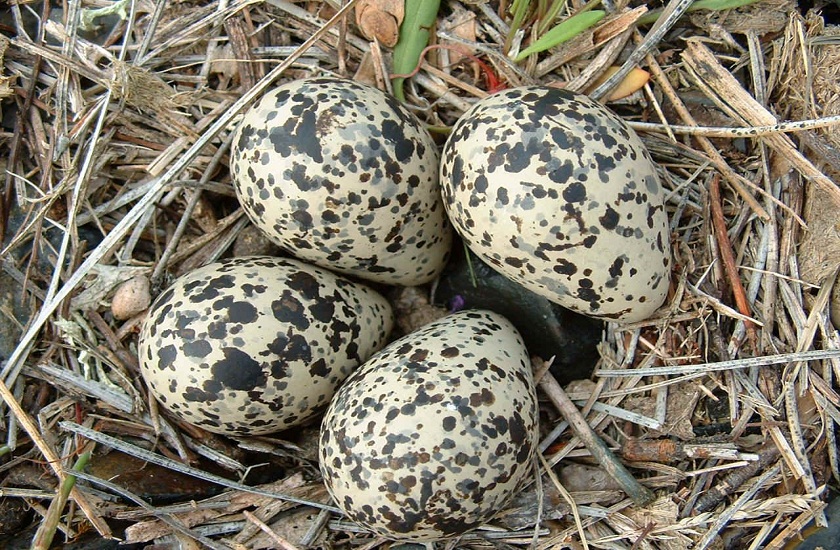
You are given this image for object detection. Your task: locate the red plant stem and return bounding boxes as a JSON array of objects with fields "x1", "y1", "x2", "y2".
[{"x1": 710, "y1": 174, "x2": 757, "y2": 346}]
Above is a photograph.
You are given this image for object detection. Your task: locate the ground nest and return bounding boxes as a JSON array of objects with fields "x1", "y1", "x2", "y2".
[{"x1": 2, "y1": 0, "x2": 840, "y2": 549}]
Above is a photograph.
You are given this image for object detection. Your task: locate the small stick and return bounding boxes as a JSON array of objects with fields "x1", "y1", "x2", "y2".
[
  {"x1": 692, "y1": 443, "x2": 780, "y2": 513},
  {"x1": 695, "y1": 463, "x2": 782, "y2": 550},
  {"x1": 709, "y1": 174, "x2": 757, "y2": 348},
  {"x1": 535, "y1": 358, "x2": 656, "y2": 506},
  {"x1": 628, "y1": 113, "x2": 840, "y2": 138},
  {"x1": 243, "y1": 510, "x2": 302, "y2": 550}
]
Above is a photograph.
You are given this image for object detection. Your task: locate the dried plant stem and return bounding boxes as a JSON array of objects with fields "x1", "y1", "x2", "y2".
[
  {"x1": 31, "y1": 450, "x2": 91, "y2": 550},
  {"x1": 692, "y1": 444, "x2": 781, "y2": 514},
  {"x1": 695, "y1": 462, "x2": 782, "y2": 550},
  {"x1": 68, "y1": 469, "x2": 231, "y2": 550},
  {"x1": 763, "y1": 500, "x2": 829, "y2": 550},
  {"x1": 643, "y1": 45, "x2": 769, "y2": 220},
  {"x1": 539, "y1": 453, "x2": 589, "y2": 550},
  {"x1": 629, "y1": 113, "x2": 840, "y2": 138},
  {"x1": 710, "y1": 174, "x2": 758, "y2": 347},
  {"x1": 0, "y1": 0, "x2": 360, "y2": 387},
  {"x1": 598, "y1": 348, "x2": 840, "y2": 377},
  {"x1": 682, "y1": 39, "x2": 840, "y2": 208},
  {"x1": 60, "y1": 420, "x2": 341, "y2": 511},
  {"x1": 536, "y1": 362, "x2": 656, "y2": 506},
  {"x1": 243, "y1": 510, "x2": 302, "y2": 550},
  {"x1": 589, "y1": 0, "x2": 695, "y2": 101},
  {"x1": 0, "y1": 380, "x2": 110, "y2": 536},
  {"x1": 150, "y1": 130, "x2": 235, "y2": 282}
]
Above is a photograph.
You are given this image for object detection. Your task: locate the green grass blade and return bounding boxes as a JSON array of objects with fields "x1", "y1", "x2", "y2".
[
  {"x1": 391, "y1": 0, "x2": 442, "y2": 102},
  {"x1": 638, "y1": 0, "x2": 762, "y2": 26},
  {"x1": 514, "y1": 10, "x2": 605, "y2": 62},
  {"x1": 505, "y1": 0, "x2": 533, "y2": 52}
]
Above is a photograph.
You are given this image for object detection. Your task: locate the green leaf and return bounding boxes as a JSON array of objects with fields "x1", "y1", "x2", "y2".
[
  {"x1": 514, "y1": 10, "x2": 606, "y2": 62},
  {"x1": 391, "y1": 0, "x2": 442, "y2": 102}
]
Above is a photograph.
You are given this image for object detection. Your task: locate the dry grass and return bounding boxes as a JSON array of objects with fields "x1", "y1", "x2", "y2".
[{"x1": 2, "y1": 0, "x2": 840, "y2": 548}]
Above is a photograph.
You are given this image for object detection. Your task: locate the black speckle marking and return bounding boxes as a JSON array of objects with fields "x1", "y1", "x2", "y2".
[{"x1": 212, "y1": 348, "x2": 264, "y2": 391}]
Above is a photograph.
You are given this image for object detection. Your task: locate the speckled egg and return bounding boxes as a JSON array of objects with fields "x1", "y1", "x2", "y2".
[
  {"x1": 138, "y1": 256, "x2": 393, "y2": 436},
  {"x1": 319, "y1": 310, "x2": 538, "y2": 541},
  {"x1": 440, "y1": 87, "x2": 671, "y2": 322},
  {"x1": 230, "y1": 77, "x2": 452, "y2": 286}
]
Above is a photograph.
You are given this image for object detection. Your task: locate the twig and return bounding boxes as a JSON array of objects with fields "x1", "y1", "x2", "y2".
[
  {"x1": 0, "y1": 380, "x2": 110, "y2": 536},
  {"x1": 67, "y1": 469, "x2": 231, "y2": 550},
  {"x1": 681, "y1": 39, "x2": 840, "y2": 208},
  {"x1": 763, "y1": 500, "x2": 829, "y2": 550},
  {"x1": 539, "y1": 453, "x2": 589, "y2": 550},
  {"x1": 642, "y1": 41, "x2": 770, "y2": 221},
  {"x1": 597, "y1": 349, "x2": 840, "y2": 377},
  {"x1": 629, "y1": 113, "x2": 840, "y2": 137},
  {"x1": 243, "y1": 510, "x2": 302, "y2": 550},
  {"x1": 150, "y1": 130, "x2": 235, "y2": 282},
  {"x1": 710, "y1": 174, "x2": 758, "y2": 347},
  {"x1": 692, "y1": 444, "x2": 781, "y2": 514},
  {"x1": 694, "y1": 462, "x2": 782, "y2": 550},
  {"x1": 535, "y1": 359, "x2": 656, "y2": 506},
  {"x1": 589, "y1": 0, "x2": 694, "y2": 101}
]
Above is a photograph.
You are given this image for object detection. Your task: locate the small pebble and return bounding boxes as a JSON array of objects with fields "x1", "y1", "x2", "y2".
[{"x1": 111, "y1": 275, "x2": 151, "y2": 320}]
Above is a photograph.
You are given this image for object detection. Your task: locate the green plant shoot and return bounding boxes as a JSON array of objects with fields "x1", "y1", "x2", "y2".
[
  {"x1": 514, "y1": 10, "x2": 606, "y2": 62},
  {"x1": 505, "y1": 0, "x2": 533, "y2": 52},
  {"x1": 391, "y1": 0, "x2": 442, "y2": 102},
  {"x1": 638, "y1": 0, "x2": 763, "y2": 26}
]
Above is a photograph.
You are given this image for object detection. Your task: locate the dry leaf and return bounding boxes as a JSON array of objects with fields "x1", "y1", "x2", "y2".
[
  {"x1": 71, "y1": 265, "x2": 150, "y2": 312},
  {"x1": 439, "y1": 6, "x2": 478, "y2": 64},
  {"x1": 355, "y1": 0, "x2": 404, "y2": 47},
  {"x1": 559, "y1": 463, "x2": 624, "y2": 492},
  {"x1": 585, "y1": 66, "x2": 650, "y2": 101},
  {"x1": 353, "y1": 50, "x2": 379, "y2": 87},
  {"x1": 625, "y1": 496, "x2": 693, "y2": 550},
  {"x1": 622, "y1": 382, "x2": 700, "y2": 441},
  {"x1": 209, "y1": 43, "x2": 240, "y2": 88}
]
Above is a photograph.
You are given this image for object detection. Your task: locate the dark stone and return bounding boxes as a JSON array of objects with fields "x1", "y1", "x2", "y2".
[
  {"x1": 88, "y1": 450, "x2": 221, "y2": 504},
  {"x1": 433, "y1": 243, "x2": 603, "y2": 383}
]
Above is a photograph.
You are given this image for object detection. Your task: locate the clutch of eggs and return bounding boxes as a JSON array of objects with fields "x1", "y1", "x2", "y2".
[
  {"x1": 137, "y1": 256, "x2": 393, "y2": 436},
  {"x1": 319, "y1": 310, "x2": 539, "y2": 541},
  {"x1": 230, "y1": 77, "x2": 452, "y2": 286}
]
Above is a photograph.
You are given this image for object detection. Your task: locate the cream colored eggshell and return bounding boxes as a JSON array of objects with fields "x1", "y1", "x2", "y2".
[
  {"x1": 440, "y1": 87, "x2": 671, "y2": 322},
  {"x1": 138, "y1": 256, "x2": 393, "y2": 436},
  {"x1": 319, "y1": 310, "x2": 538, "y2": 541},
  {"x1": 230, "y1": 77, "x2": 452, "y2": 286}
]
